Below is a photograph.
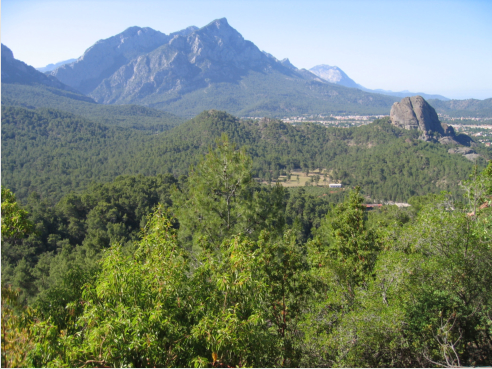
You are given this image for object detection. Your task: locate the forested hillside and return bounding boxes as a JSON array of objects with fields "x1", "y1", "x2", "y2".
[
  {"x1": 1, "y1": 84, "x2": 184, "y2": 132},
  {"x1": 429, "y1": 97, "x2": 492, "y2": 118},
  {"x1": 3, "y1": 106, "x2": 489, "y2": 205},
  {"x1": 1, "y1": 106, "x2": 162, "y2": 202},
  {"x1": 3, "y1": 13, "x2": 491, "y2": 369},
  {"x1": 2, "y1": 139, "x2": 491, "y2": 367}
]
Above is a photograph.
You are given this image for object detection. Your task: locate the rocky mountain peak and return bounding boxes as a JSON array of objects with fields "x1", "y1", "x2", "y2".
[
  {"x1": 211, "y1": 17, "x2": 230, "y2": 28},
  {"x1": 49, "y1": 26, "x2": 172, "y2": 94},
  {"x1": 280, "y1": 58, "x2": 297, "y2": 70},
  {"x1": 191, "y1": 18, "x2": 246, "y2": 48},
  {"x1": 309, "y1": 64, "x2": 360, "y2": 88}
]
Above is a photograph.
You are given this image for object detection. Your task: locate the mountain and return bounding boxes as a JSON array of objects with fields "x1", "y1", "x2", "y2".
[
  {"x1": 47, "y1": 18, "x2": 399, "y2": 117},
  {"x1": 49, "y1": 25, "x2": 198, "y2": 94},
  {"x1": 371, "y1": 89, "x2": 450, "y2": 101},
  {"x1": 1, "y1": 83, "x2": 184, "y2": 132},
  {"x1": 309, "y1": 64, "x2": 450, "y2": 101},
  {"x1": 1, "y1": 44, "x2": 83, "y2": 95},
  {"x1": 1, "y1": 45, "x2": 184, "y2": 132},
  {"x1": 428, "y1": 98, "x2": 492, "y2": 118},
  {"x1": 36, "y1": 58, "x2": 77, "y2": 73},
  {"x1": 309, "y1": 65, "x2": 361, "y2": 89}
]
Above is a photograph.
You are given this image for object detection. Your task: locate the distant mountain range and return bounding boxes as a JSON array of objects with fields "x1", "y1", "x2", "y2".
[
  {"x1": 42, "y1": 18, "x2": 398, "y2": 117},
  {"x1": 309, "y1": 64, "x2": 450, "y2": 101},
  {"x1": 2, "y1": 18, "x2": 491, "y2": 118},
  {"x1": 36, "y1": 59, "x2": 77, "y2": 73}
]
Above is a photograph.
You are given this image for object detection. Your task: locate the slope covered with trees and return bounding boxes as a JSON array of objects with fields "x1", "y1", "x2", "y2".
[
  {"x1": 3, "y1": 107, "x2": 490, "y2": 205},
  {"x1": 2, "y1": 140, "x2": 491, "y2": 368},
  {"x1": 429, "y1": 97, "x2": 492, "y2": 118},
  {"x1": 1, "y1": 84, "x2": 184, "y2": 132}
]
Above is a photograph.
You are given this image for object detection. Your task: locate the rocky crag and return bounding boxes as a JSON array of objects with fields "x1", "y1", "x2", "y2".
[
  {"x1": 390, "y1": 95, "x2": 473, "y2": 146},
  {"x1": 309, "y1": 65, "x2": 361, "y2": 88},
  {"x1": 61, "y1": 18, "x2": 312, "y2": 104}
]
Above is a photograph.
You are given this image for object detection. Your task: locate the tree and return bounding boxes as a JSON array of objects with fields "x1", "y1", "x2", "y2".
[
  {"x1": 172, "y1": 134, "x2": 284, "y2": 250},
  {"x1": 1, "y1": 187, "x2": 33, "y2": 243},
  {"x1": 312, "y1": 186, "x2": 379, "y2": 289}
]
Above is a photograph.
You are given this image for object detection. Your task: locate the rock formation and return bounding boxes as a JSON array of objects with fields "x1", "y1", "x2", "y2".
[
  {"x1": 33, "y1": 18, "x2": 398, "y2": 115},
  {"x1": 448, "y1": 147, "x2": 481, "y2": 161},
  {"x1": 390, "y1": 95, "x2": 473, "y2": 146},
  {"x1": 390, "y1": 96, "x2": 443, "y2": 133}
]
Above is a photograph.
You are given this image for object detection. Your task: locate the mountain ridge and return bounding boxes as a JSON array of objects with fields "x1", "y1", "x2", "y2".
[
  {"x1": 44, "y1": 18, "x2": 399, "y2": 116},
  {"x1": 1, "y1": 44, "x2": 84, "y2": 95},
  {"x1": 36, "y1": 58, "x2": 77, "y2": 73},
  {"x1": 309, "y1": 64, "x2": 450, "y2": 101}
]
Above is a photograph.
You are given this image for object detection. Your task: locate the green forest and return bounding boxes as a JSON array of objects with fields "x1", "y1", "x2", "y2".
[
  {"x1": 3, "y1": 106, "x2": 490, "y2": 204},
  {"x1": 2, "y1": 135, "x2": 491, "y2": 367},
  {"x1": 2, "y1": 22, "x2": 492, "y2": 367},
  {"x1": 2, "y1": 88, "x2": 492, "y2": 367}
]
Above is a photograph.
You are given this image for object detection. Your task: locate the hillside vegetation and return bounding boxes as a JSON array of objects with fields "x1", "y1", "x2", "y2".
[
  {"x1": 2, "y1": 107, "x2": 490, "y2": 204},
  {"x1": 2, "y1": 140, "x2": 491, "y2": 367},
  {"x1": 1, "y1": 84, "x2": 184, "y2": 132},
  {"x1": 429, "y1": 97, "x2": 492, "y2": 117},
  {"x1": 117, "y1": 69, "x2": 399, "y2": 118}
]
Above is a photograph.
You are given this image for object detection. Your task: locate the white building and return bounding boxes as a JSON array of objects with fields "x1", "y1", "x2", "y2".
[{"x1": 329, "y1": 183, "x2": 342, "y2": 188}]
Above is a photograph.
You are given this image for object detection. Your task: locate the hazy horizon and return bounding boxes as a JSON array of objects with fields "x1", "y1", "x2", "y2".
[{"x1": 2, "y1": 0, "x2": 491, "y2": 100}]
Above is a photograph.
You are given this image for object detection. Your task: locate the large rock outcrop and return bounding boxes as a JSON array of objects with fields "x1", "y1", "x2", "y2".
[
  {"x1": 390, "y1": 96, "x2": 443, "y2": 134},
  {"x1": 390, "y1": 95, "x2": 473, "y2": 146},
  {"x1": 309, "y1": 65, "x2": 361, "y2": 88}
]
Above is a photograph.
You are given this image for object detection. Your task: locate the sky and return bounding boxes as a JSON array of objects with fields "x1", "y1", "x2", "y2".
[{"x1": 2, "y1": 0, "x2": 492, "y2": 100}]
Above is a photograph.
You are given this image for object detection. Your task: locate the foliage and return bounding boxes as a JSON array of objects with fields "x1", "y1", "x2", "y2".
[
  {"x1": 1, "y1": 83, "x2": 184, "y2": 132},
  {"x1": 2, "y1": 100, "x2": 492, "y2": 367},
  {"x1": 300, "y1": 162, "x2": 492, "y2": 367},
  {"x1": 1, "y1": 186, "x2": 33, "y2": 242},
  {"x1": 1, "y1": 286, "x2": 36, "y2": 368},
  {"x1": 172, "y1": 134, "x2": 285, "y2": 249},
  {"x1": 4, "y1": 107, "x2": 488, "y2": 206}
]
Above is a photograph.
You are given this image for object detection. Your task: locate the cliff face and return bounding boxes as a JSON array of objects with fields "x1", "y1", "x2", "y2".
[
  {"x1": 390, "y1": 95, "x2": 473, "y2": 146},
  {"x1": 49, "y1": 26, "x2": 198, "y2": 94},
  {"x1": 309, "y1": 65, "x2": 360, "y2": 88}
]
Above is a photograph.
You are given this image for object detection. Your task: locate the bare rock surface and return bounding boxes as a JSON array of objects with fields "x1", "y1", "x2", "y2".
[
  {"x1": 390, "y1": 96, "x2": 444, "y2": 135},
  {"x1": 389, "y1": 95, "x2": 477, "y2": 148},
  {"x1": 448, "y1": 147, "x2": 476, "y2": 155},
  {"x1": 89, "y1": 18, "x2": 301, "y2": 104},
  {"x1": 49, "y1": 26, "x2": 197, "y2": 94},
  {"x1": 309, "y1": 65, "x2": 360, "y2": 88}
]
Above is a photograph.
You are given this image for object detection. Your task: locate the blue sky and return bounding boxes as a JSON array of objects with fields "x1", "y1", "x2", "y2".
[{"x1": 2, "y1": 0, "x2": 491, "y2": 99}]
